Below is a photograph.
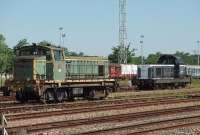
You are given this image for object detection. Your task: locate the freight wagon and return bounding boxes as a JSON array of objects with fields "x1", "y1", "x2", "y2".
[
  {"x1": 109, "y1": 64, "x2": 137, "y2": 79},
  {"x1": 185, "y1": 65, "x2": 200, "y2": 79},
  {"x1": 4, "y1": 44, "x2": 116, "y2": 102}
]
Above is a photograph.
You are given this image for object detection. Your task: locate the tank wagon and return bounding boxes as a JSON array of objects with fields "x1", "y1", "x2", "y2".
[
  {"x1": 136, "y1": 55, "x2": 191, "y2": 90},
  {"x1": 4, "y1": 44, "x2": 116, "y2": 102}
]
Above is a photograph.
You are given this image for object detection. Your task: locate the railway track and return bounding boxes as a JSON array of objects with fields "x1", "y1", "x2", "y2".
[
  {"x1": 77, "y1": 115, "x2": 200, "y2": 135},
  {"x1": 6, "y1": 104, "x2": 200, "y2": 134},
  {"x1": 1, "y1": 96, "x2": 181, "y2": 114},
  {"x1": 5, "y1": 97, "x2": 200, "y2": 121},
  {"x1": 0, "y1": 95, "x2": 15, "y2": 102},
  {"x1": 1, "y1": 89, "x2": 200, "y2": 110}
]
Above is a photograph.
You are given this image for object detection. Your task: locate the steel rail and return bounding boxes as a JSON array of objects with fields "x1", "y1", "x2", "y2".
[
  {"x1": 7, "y1": 104, "x2": 200, "y2": 134},
  {"x1": 6, "y1": 98, "x2": 200, "y2": 121}
]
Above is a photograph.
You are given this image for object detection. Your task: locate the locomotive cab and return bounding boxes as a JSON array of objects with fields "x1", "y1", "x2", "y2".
[
  {"x1": 136, "y1": 54, "x2": 191, "y2": 90},
  {"x1": 7, "y1": 44, "x2": 66, "y2": 101}
]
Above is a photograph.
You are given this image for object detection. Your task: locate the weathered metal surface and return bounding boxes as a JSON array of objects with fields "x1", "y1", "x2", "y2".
[{"x1": 65, "y1": 58, "x2": 109, "y2": 79}]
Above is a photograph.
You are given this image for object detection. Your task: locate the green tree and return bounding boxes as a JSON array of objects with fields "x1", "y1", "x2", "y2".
[
  {"x1": 131, "y1": 56, "x2": 141, "y2": 64},
  {"x1": 69, "y1": 51, "x2": 84, "y2": 56},
  {"x1": 174, "y1": 51, "x2": 197, "y2": 65},
  {"x1": 4, "y1": 48, "x2": 14, "y2": 73},
  {"x1": 108, "y1": 45, "x2": 136, "y2": 64},
  {"x1": 38, "y1": 40, "x2": 52, "y2": 46},
  {"x1": 0, "y1": 34, "x2": 7, "y2": 73},
  {"x1": 14, "y1": 39, "x2": 29, "y2": 49},
  {"x1": 0, "y1": 34, "x2": 14, "y2": 73},
  {"x1": 146, "y1": 52, "x2": 161, "y2": 64}
]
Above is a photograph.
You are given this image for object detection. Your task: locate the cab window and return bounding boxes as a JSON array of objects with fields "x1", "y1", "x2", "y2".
[{"x1": 54, "y1": 50, "x2": 63, "y2": 61}]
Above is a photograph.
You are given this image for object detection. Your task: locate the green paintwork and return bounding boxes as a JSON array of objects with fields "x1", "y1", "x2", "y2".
[
  {"x1": 33, "y1": 56, "x2": 46, "y2": 80},
  {"x1": 14, "y1": 56, "x2": 46, "y2": 80},
  {"x1": 65, "y1": 58, "x2": 109, "y2": 79},
  {"x1": 53, "y1": 61, "x2": 66, "y2": 80},
  {"x1": 46, "y1": 63, "x2": 53, "y2": 80},
  {"x1": 14, "y1": 44, "x2": 110, "y2": 81},
  {"x1": 14, "y1": 58, "x2": 33, "y2": 80}
]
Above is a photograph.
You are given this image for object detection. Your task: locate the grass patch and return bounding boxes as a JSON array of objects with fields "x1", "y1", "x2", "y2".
[
  {"x1": 109, "y1": 79, "x2": 200, "y2": 100},
  {"x1": 190, "y1": 79, "x2": 200, "y2": 88},
  {"x1": 109, "y1": 85, "x2": 200, "y2": 100}
]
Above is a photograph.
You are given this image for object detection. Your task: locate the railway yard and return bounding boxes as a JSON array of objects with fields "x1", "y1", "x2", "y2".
[
  {"x1": 1, "y1": 86, "x2": 200, "y2": 135},
  {"x1": 1, "y1": 39, "x2": 200, "y2": 135},
  {"x1": 1, "y1": 0, "x2": 200, "y2": 134}
]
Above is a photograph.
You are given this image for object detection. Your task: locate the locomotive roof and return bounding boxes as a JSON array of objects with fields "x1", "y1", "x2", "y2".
[
  {"x1": 17, "y1": 44, "x2": 63, "y2": 51},
  {"x1": 65, "y1": 56, "x2": 108, "y2": 61},
  {"x1": 157, "y1": 54, "x2": 184, "y2": 65}
]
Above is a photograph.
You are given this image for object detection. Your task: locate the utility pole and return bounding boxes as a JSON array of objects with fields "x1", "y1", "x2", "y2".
[
  {"x1": 197, "y1": 40, "x2": 200, "y2": 65},
  {"x1": 62, "y1": 33, "x2": 66, "y2": 46},
  {"x1": 118, "y1": 0, "x2": 128, "y2": 64},
  {"x1": 59, "y1": 27, "x2": 63, "y2": 47},
  {"x1": 140, "y1": 35, "x2": 144, "y2": 64}
]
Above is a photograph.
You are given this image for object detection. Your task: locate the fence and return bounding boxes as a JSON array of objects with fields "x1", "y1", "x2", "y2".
[{"x1": 0, "y1": 114, "x2": 8, "y2": 135}]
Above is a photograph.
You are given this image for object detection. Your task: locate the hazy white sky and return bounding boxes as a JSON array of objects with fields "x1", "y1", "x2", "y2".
[{"x1": 0, "y1": 0, "x2": 200, "y2": 56}]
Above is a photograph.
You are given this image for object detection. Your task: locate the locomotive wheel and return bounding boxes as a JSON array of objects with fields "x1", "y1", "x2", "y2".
[
  {"x1": 67, "y1": 89, "x2": 74, "y2": 101},
  {"x1": 16, "y1": 91, "x2": 23, "y2": 102},
  {"x1": 63, "y1": 90, "x2": 68, "y2": 100},
  {"x1": 88, "y1": 89, "x2": 95, "y2": 100},
  {"x1": 56, "y1": 90, "x2": 64, "y2": 102},
  {"x1": 42, "y1": 91, "x2": 49, "y2": 103},
  {"x1": 44, "y1": 89, "x2": 56, "y2": 102}
]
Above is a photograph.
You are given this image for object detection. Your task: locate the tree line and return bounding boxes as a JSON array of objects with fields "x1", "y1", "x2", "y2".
[
  {"x1": 108, "y1": 46, "x2": 200, "y2": 65},
  {"x1": 0, "y1": 33, "x2": 199, "y2": 74}
]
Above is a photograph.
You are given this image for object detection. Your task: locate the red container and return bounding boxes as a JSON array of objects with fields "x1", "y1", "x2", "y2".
[{"x1": 109, "y1": 64, "x2": 121, "y2": 78}]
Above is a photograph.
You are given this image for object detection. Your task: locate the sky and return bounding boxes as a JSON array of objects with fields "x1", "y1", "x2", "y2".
[{"x1": 0, "y1": 0, "x2": 200, "y2": 57}]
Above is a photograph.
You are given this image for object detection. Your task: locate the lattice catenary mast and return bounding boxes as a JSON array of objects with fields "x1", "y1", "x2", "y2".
[{"x1": 118, "y1": 0, "x2": 128, "y2": 64}]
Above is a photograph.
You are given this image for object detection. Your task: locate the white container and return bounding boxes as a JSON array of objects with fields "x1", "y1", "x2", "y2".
[{"x1": 121, "y1": 64, "x2": 137, "y2": 75}]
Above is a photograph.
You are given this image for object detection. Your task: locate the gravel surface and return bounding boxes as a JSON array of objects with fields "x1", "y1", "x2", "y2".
[
  {"x1": 8, "y1": 100, "x2": 200, "y2": 127},
  {"x1": 30, "y1": 109, "x2": 200, "y2": 135},
  {"x1": 147, "y1": 126, "x2": 200, "y2": 135},
  {"x1": 109, "y1": 88, "x2": 200, "y2": 99}
]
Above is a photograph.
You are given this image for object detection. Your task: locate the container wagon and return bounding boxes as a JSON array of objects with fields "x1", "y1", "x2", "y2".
[
  {"x1": 109, "y1": 64, "x2": 137, "y2": 79},
  {"x1": 185, "y1": 65, "x2": 200, "y2": 79}
]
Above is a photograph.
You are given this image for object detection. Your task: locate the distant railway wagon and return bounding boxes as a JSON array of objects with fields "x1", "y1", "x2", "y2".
[
  {"x1": 185, "y1": 65, "x2": 200, "y2": 79},
  {"x1": 4, "y1": 44, "x2": 116, "y2": 102},
  {"x1": 109, "y1": 64, "x2": 137, "y2": 79}
]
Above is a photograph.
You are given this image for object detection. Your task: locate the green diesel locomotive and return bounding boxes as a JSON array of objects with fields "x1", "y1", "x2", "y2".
[{"x1": 5, "y1": 44, "x2": 116, "y2": 102}]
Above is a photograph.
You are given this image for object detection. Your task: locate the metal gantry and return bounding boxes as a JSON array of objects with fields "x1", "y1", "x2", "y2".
[{"x1": 118, "y1": 0, "x2": 128, "y2": 64}]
